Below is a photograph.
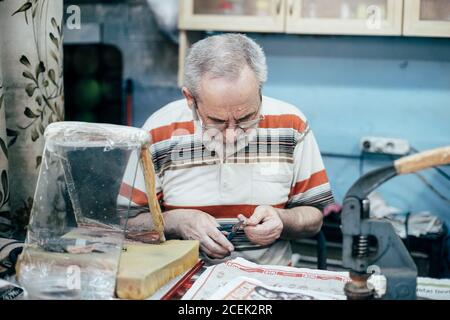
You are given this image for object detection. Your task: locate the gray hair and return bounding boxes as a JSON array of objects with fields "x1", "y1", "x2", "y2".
[{"x1": 184, "y1": 33, "x2": 268, "y2": 99}]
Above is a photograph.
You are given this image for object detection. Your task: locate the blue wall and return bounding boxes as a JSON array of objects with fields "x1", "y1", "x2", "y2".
[
  {"x1": 253, "y1": 34, "x2": 450, "y2": 226},
  {"x1": 130, "y1": 31, "x2": 450, "y2": 228}
]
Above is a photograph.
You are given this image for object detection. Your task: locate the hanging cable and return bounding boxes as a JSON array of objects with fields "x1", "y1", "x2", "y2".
[{"x1": 414, "y1": 172, "x2": 450, "y2": 204}]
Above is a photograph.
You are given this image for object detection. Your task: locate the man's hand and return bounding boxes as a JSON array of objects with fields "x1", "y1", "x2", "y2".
[
  {"x1": 123, "y1": 212, "x2": 154, "y2": 230},
  {"x1": 164, "y1": 209, "x2": 234, "y2": 259},
  {"x1": 240, "y1": 205, "x2": 283, "y2": 246}
]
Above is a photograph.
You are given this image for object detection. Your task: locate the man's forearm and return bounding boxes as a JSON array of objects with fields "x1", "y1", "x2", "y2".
[
  {"x1": 123, "y1": 209, "x2": 181, "y2": 239},
  {"x1": 162, "y1": 209, "x2": 183, "y2": 238},
  {"x1": 276, "y1": 206, "x2": 323, "y2": 239}
]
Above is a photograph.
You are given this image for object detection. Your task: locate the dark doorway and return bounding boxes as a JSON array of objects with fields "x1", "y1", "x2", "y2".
[{"x1": 63, "y1": 44, "x2": 124, "y2": 124}]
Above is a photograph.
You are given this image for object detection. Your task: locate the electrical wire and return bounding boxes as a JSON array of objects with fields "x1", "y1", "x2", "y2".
[
  {"x1": 0, "y1": 241, "x2": 23, "y2": 254},
  {"x1": 359, "y1": 152, "x2": 365, "y2": 177},
  {"x1": 409, "y1": 146, "x2": 450, "y2": 204},
  {"x1": 0, "y1": 242, "x2": 23, "y2": 279},
  {"x1": 414, "y1": 172, "x2": 450, "y2": 204}
]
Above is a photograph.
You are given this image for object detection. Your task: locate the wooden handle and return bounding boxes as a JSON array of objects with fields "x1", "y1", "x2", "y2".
[
  {"x1": 394, "y1": 146, "x2": 450, "y2": 175},
  {"x1": 140, "y1": 147, "x2": 166, "y2": 242}
]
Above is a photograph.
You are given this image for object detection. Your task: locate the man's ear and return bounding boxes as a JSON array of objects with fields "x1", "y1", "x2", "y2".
[{"x1": 182, "y1": 87, "x2": 194, "y2": 110}]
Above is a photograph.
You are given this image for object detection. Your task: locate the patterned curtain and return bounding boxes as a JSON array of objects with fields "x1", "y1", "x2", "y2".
[{"x1": 0, "y1": 0, "x2": 64, "y2": 239}]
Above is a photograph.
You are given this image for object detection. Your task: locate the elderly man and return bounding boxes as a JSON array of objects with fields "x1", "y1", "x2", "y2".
[{"x1": 120, "y1": 33, "x2": 333, "y2": 266}]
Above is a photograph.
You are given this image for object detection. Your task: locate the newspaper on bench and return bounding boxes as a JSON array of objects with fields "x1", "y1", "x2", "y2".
[
  {"x1": 183, "y1": 258, "x2": 350, "y2": 300},
  {"x1": 208, "y1": 276, "x2": 344, "y2": 300}
]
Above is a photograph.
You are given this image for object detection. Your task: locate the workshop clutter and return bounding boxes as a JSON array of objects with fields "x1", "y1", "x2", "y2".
[{"x1": 368, "y1": 192, "x2": 444, "y2": 239}]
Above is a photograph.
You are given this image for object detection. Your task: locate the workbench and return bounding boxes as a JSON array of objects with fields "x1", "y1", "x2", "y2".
[{"x1": 1, "y1": 237, "x2": 206, "y2": 300}]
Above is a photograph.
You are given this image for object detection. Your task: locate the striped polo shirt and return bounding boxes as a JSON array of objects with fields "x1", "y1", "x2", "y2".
[{"x1": 119, "y1": 96, "x2": 334, "y2": 266}]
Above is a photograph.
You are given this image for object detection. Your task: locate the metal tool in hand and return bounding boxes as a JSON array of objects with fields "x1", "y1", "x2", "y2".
[
  {"x1": 218, "y1": 219, "x2": 245, "y2": 240},
  {"x1": 217, "y1": 219, "x2": 270, "y2": 251}
]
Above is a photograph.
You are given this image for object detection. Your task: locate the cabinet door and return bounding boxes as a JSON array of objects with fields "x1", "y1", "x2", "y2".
[
  {"x1": 286, "y1": 0, "x2": 403, "y2": 35},
  {"x1": 404, "y1": 0, "x2": 450, "y2": 37},
  {"x1": 178, "y1": 0, "x2": 286, "y2": 33}
]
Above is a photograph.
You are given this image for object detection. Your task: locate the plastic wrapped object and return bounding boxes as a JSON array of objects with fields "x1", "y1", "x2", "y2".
[
  {"x1": 146, "y1": 0, "x2": 179, "y2": 44},
  {"x1": 16, "y1": 122, "x2": 152, "y2": 299}
]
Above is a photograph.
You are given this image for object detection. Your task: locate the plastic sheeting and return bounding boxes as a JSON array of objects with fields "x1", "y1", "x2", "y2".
[{"x1": 17, "y1": 122, "x2": 151, "y2": 299}]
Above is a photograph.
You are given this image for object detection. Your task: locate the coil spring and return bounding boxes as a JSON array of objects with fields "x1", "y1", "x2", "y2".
[{"x1": 356, "y1": 235, "x2": 369, "y2": 258}]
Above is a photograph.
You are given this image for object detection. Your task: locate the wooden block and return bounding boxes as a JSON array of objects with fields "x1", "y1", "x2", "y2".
[{"x1": 116, "y1": 240, "x2": 200, "y2": 300}]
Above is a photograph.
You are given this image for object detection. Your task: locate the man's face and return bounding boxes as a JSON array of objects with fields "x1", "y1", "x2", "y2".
[{"x1": 186, "y1": 65, "x2": 261, "y2": 144}]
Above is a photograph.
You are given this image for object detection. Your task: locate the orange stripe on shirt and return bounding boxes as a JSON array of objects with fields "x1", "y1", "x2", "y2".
[
  {"x1": 260, "y1": 114, "x2": 307, "y2": 133},
  {"x1": 119, "y1": 183, "x2": 164, "y2": 206},
  {"x1": 290, "y1": 169, "x2": 329, "y2": 196},
  {"x1": 149, "y1": 115, "x2": 304, "y2": 144},
  {"x1": 162, "y1": 203, "x2": 286, "y2": 219},
  {"x1": 150, "y1": 121, "x2": 195, "y2": 144}
]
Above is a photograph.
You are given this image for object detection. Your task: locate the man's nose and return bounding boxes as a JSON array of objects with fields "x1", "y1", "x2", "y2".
[{"x1": 224, "y1": 127, "x2": 238, "y2": 143}]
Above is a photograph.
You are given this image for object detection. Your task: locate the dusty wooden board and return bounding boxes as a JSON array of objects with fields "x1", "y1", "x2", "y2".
[{"x1": 116, "y1": 240, "x2": 199, "y2": 300}]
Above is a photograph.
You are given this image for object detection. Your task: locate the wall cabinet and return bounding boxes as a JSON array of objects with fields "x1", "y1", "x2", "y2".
[
  {"x1": 178, "y1": 0, "x2": 450, "y2": 85},
  {"x1": 179, "y1": 0, "x2": 405, "y2": 36},
  {"x1": 179, "y1": 0, "x2": 450, "y2": 37},
  {"x1": 404, "y1": 0, "x2": 450, "y2": 37},
  {"x1": 179, "y1": 0, "x2": 286, "y2": 32},
  {"x1": 285, "y1": 0, "x2": 403, "y2": 36}
]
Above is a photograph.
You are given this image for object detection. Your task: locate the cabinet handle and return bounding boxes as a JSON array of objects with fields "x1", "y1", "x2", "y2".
[
  {"x1": 276, "y1": 0, "x2": 282, "y2": 15},
  {"x1": 289, "y1": 0, "x2": 295, "y2": 16}
]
